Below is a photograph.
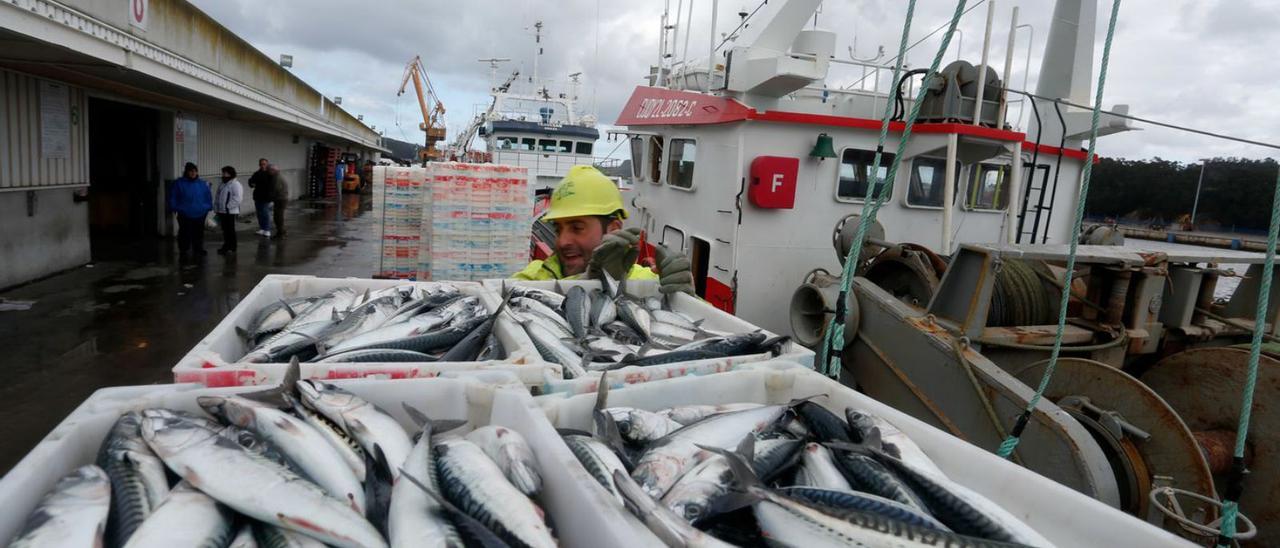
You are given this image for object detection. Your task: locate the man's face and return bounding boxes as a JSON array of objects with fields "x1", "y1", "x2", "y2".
[
  {"x1": 554, "y1": 216, "x2": 616, "y2": 276},
  {"x1": 259, "y1": 159, "x2": 268, "y2": 170},
  {"x1": 185, "y1": 168, "x2": 198, "y2": 179}
]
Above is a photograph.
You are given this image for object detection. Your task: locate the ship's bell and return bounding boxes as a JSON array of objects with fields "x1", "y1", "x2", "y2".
[{"x1": 809, "y1": 133, "x2": 837, "y2": 160}]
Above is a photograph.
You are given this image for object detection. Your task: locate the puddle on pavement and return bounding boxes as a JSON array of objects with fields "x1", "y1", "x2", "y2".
[
  {"x1": 120, "y1": 266, "x2": 172, "y2": 280},
  {"x1": 101, "y1": 284, "x2": 147, "y2": 294}
]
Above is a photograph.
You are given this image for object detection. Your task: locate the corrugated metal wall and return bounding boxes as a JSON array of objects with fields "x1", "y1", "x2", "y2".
[
  {"x1": 191, "y1": 114, "x2": 307, "y2": 176},
  {"x1": 188, "y1": 112, "x2": 309, "y2": 197},
  {"x1": 0, "y1": 69, "x2": 90, "y2": 189}
]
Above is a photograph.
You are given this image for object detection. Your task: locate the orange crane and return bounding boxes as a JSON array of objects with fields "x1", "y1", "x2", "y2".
[{"x1": 397, "y1": 56, "x2": 446, "y2": 163}]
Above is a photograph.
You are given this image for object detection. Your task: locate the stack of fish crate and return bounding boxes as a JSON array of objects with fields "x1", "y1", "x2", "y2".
[
  {"x1": 371, "y1": 166, "x2": 427, "y2": 279},
  {"x1": 421, "y1": 163, "x2": 531, "y2": 281},
  {"x1": 371, "y1": 163, "x2": 531, "y2": 281}
]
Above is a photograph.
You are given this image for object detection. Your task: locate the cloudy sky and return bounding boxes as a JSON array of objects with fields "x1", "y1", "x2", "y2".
[{"x1": 191, "y1": 0, "x2": 1279, "y2": 163}]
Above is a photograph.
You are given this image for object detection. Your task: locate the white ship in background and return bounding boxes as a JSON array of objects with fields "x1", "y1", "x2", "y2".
[{"x1": 451, "y1": 21, "x2": 601, "y2": 192}]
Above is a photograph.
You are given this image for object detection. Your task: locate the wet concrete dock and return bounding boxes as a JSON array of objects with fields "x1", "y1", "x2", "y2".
[{"x1": 0, "y1": 195, "x2": 378, "y2": 473}]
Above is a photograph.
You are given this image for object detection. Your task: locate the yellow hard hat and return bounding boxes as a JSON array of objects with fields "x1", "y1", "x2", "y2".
[{"x1": 544, "y1": 165, "x2": 628, "y2": 221}]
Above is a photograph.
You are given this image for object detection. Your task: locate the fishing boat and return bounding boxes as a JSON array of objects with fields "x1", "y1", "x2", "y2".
[
  {"x1": 614, "y1": 0, "x2": 1279, "y2": 544},
  {"x1": 451, "y1": 21, "x2": 601, "y2": 192}
]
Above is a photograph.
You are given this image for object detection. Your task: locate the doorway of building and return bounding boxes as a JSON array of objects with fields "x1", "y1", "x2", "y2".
[{"x1": 87, "y1": 97, "x2": 159, "y2": 241}]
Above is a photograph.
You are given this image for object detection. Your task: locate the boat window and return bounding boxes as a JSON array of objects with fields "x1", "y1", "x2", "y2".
[
  {"x1": 906, "y1": 157, "x2": 960, "y2": 208},
  {"x1": 666, "y1": 139, "x2": 696, "y2": 189},
  {"x1": 648, "y1": 136, "x2": 664, "y2": 185},
  {"x1": 836, "y1": 148, "x2": 896, "y2": 202},
  {"x1": 575, "y1": 141, "x2": 593, "y2": 155},
  {"x1": 965, "y1": 163, "x2": 1010, "y2": 211},
  {"x1": 496, "y1": 138, "x2": 516, "y2": 150},
  {"x1": 520, "y1": 138, "x2": 536, "y2": 151},
  {"x1": 538, "y1": 139, "x2": 558, "y2": 152},
  {"x1": 559, "y1": 140, "x2": 574, "y2": 153},
  {"x1": 629, "y1": 137, "x2": 646, "y2": 181}
]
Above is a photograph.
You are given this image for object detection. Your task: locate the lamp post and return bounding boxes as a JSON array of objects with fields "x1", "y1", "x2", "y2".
[{"x1": 1191, "y1": 159, "x2": 1207, "y2": 227}]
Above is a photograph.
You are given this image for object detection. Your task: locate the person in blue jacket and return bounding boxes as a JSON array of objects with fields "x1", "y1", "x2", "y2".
[{"x1": 168, "y1": 162, "x2": 213, "y2": 258}]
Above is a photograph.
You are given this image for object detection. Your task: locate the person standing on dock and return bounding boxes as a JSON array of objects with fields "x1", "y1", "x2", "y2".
[
  {"x1": 215, "y1": 166, "x2": 243, "y2": 255},
  {"x1": 168, "y1": 162, "x2": 213, "y2": 258},
  {"x1": 248, "y1": 158, "x2": 273, "y2": 237},
  {"x1": 270, "y1": 164, "x2": 289, "y2": 239},
  {"x1": 512, "y1": 166, "x2": 695, "y2": 295}
]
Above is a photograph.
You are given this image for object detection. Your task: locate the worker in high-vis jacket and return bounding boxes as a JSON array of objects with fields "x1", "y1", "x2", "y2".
[{"x1": 513, "y1": 166, "x2": 694, "y2": 295}]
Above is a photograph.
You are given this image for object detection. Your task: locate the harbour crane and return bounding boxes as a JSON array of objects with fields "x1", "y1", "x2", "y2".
[{"x1": 397, "y1": 55, "x2": 446, "y2": 164}]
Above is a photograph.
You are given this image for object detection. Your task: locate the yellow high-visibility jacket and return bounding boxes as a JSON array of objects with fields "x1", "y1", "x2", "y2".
[{"x1": 512, "y1": 254, "x2": 657, "y2": 281}]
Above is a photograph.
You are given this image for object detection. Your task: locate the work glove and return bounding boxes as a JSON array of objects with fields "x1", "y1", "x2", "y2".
[
  {"x1": 587, "y1": 227, "x2": 642, "y2": 281},
  {"x1": 655, "y1": 244, "x2": 695, "y2": 295}
]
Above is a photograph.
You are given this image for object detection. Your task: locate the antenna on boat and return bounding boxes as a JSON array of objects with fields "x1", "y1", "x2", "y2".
[
  {"x1": 531, "y1": 20, "x2": 545, "y2": 97},
  {"x1": 478, "y1": 57, "x2": 511, "y2": 93}
]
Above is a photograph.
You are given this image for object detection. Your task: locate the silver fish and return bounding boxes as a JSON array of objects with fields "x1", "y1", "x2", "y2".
[
  {"x1": 8, "y1": 465, "x2": 111, "y2": 548},
  {"x1": 315, "y1": 349, "x2": 436, "y2": 363},
  {"x1": 287, "y1": 287, "x2": 359, "y2": 326},
  {"x1": 615, "y1": 298, "x2": 653, "y2": 340},
  {"x1": 795, "y1": 443, "x2": 854, "y2": 491},
  {"x1": 632, "y1": 404, "x2": 792, "y2": 498},
  {"x1": 660, "y1": 403, "x2": 765, "y2": 426},
  {"x1": 777, "y1": 486, "x2": 951, "y2": 533},
  {"x1": 326, "y1": 296, "x2": 481, "y2": 355},
  {"x1": 713, "y1": 446, "x2": 1022, "y2": 548},
  {"x1": 651, "y1": 309, "x2": 700, "y2": 331},
  {"x1": 140, "y1": 414, "x2": 386, "y2": 548},
  {"x1": 612, "y1": 470, "x2": 734, "y2": 548},
  {"x1": 588, "y1": 288, "x2": 618, "y2": 328},
  {"x1": 465, "y1": 425, "x2": 543, "y2": 497},
  {"x1": 523, "y1": 319, "x2": 588, "y2": 378},
  {"x1": 564, "y1": 285, "x2": 591, "y2": 340},
  {"x1": 511, "y1": 296, "x2": 571, "y2": 333},
  {"x1": 122, "y1": 481, "x2": 235, "y2": 548},
  {"x1": 243, "y1": 319, "x2": 341, "y2": 363},
  {"x1": 296, "y1": 380, "x2": 413, "y2": 480},
  {"x1": 563, "y1": 434, "x2": 629, "y2": 506},
  {"x1": 388, "y1": 416, "x2": 461, "y2": 548},
  {"x1": 200, "y1": 395, "x2": 366, "y2": 514},
  {"x1": 324, "y1": 297, "x2": 403, "y2": 348},
  {"x1": 603, "y1": 407, "x2": 684, "y2": 444},
  {"x1": 434, "y1": 438, "x2": 556, "y2": 548},
  {"x1": 509, "y1": 285, "x2": 565, "y2": 309},
  {"x1": 97, "y1": 411, "x2": 171, "y2": 548}
]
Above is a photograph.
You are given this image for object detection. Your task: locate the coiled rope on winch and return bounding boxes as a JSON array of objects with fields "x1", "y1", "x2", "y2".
[
  {"x1": 817, "y1": 0, "x2": 952, "y2": 378},
  {"x1": 995, "y1": 0, "x2": 1123, "y2": 460},
  {"x1": 1215, "y1": 170, "x2": 1280, "y2": 546}
]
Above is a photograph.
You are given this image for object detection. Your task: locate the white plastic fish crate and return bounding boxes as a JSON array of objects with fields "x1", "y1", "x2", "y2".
[
  {"x1": 0, "y1": 374, "x2": 661, "y2": 548},
  {"x1": 536, "y1": 357, "x2": 810, "y2": 397},
  {"x1": 536, "y1": 367, "x2": 1195, "y2": 548},
  {"x1": 484, "y1": 278, "x2": 815, "y2": 370},
  {"x1": 173, "y1": 274, "x2": 557, "y2": 387}
]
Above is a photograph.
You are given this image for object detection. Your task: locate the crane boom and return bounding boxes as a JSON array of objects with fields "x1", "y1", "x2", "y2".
[{"x1": 397, "y1": 56, "x2": 447, "y2": 163}]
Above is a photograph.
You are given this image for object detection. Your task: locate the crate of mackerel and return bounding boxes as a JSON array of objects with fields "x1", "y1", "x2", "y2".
[
  {"x1": 485, "y1": 277, "x2": 814, "y2": 385},
  {"x1": 538, "y1": 368, "x2": 1197, "y2": 548},
  {"x1": 0, "y1": 372, "x2": 662, "y2": 548},
  {"x1": 174, "y1": 274, "x2": 552, "y2": 387}
]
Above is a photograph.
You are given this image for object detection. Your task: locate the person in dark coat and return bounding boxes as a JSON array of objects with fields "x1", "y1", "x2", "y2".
[
  {"x1": 248, "y1": 157, "x2": 273, "y2": 237},
  {"x1": 168, "y1": 162, "x2": 213, "y2": 257},
  {"x1": 270, "y1": 164, "x2": 288, "y2": 239}
]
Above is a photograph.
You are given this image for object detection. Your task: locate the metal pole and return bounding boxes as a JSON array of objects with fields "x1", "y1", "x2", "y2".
[
  {"x1": 1192, "y1": 160, "x2": 1207, "y2": 225},
  {"x1": 943, "y1": 133, "x2": 959, "y2": 252},
  {"x1": 997, "y1": 6, "x2": 1019, "y2": 128},
  {"x1": 972, "y1": 0, "x2": 995, "y2": 125},
  {"x1": 1017, "y1": 24, "x2": 1033, "y2": 129},
  {"x1": 1008, "y1": 142, "x2": 1023, "y2": 243},
  {"x1": 657, "y1": 1, "x2": 670, "y2": 87},
  {"x1": 707, "y1": 0, "x2": 718, "y2": 92}
]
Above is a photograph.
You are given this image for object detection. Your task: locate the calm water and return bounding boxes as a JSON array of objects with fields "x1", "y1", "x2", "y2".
[{"x1": 1123, "y1": 238, "x2": 1246, "y2": 301}]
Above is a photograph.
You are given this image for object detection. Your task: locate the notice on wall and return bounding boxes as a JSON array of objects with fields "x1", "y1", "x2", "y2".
[
  {"x1": 175, "y1": 115, "x2": 198, "y2": 166},
  {"x1": 39, "y1": 81, "x2": 70, "y2": 159}
]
